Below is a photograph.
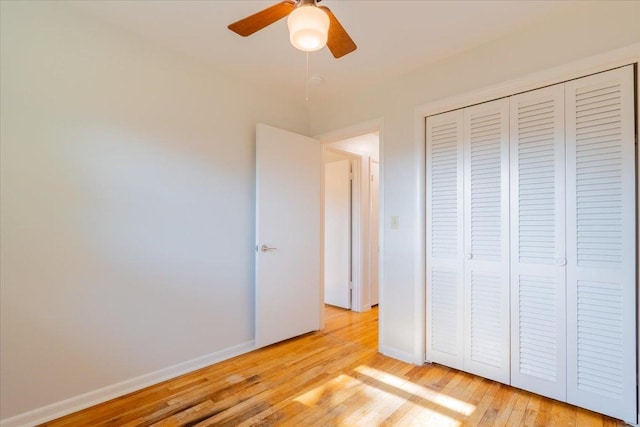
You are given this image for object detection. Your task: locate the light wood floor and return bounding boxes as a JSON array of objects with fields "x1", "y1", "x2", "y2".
[{"x1": 44, "y1": 305, "x2": 626, "y2": 426}]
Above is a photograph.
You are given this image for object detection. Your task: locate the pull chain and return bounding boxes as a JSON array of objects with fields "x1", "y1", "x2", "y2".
[{"x1": 305, "y1": 51, "x2": 310, "y2": 102}]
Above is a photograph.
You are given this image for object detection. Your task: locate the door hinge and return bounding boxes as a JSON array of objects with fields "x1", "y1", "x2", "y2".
[
  {"x1": 349, "y1": 172, "x2": 353, "y2": 181},
  {"x1": 349, "y1": 281, "x2": 353, "y2": 290}
]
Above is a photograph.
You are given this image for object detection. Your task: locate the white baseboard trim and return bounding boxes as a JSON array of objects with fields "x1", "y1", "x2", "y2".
[
  {"x1": 353, "y1": 304, "x2": 371, "y2": 313},
  {"x1": 379, "y1": 345, "x2": 421, "y2": 365},
  {"x1": 0, "y1": 340, "x2": 255, "y2": 427}
]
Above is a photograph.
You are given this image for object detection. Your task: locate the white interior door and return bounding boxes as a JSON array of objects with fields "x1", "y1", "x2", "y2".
[
  {"x1": 426, "y1": 109, "x2": 465, "y2": 370},
  {"x1": 255, "y1": 123, "x2": 321, "y2": 348},
  {"x1": 565, "y1": 65, "x2": 636, "y2": 423},
  {"x1": 370, "y1": 160, "x2": 380, "y2": 306},
  {"x1": 463, "y1": 98, "x2": 511, "y2": 384},
  {"x1": 324, "y1": 159, "x2": 351, "y2": 309},
  {"x1": 509, "y1": 84, "x2": 567, "y2": 401}
]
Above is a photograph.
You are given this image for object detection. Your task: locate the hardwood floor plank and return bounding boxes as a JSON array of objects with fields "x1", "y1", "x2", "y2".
[
  {"x1": 521, "y1": 392, "x2": 542, "y2": 427},
  {"x1": 42, "y1": 305, "x2": 627, "y2": 427},
  {"x1": 462, "y1": 379, "x2": 500, "y2": 425},
  {"x1": 549, "y1": 398, "x2": 577, "y2": 427},
  {"x1": 534, "y1": 397, "x2": 553, "y2": 427},
  {"x1": 478, "y1": 384, "x2": 515, "y2": 426},
  {"x1": 503, "y1": 388, "x2": 531, "y2": 426},
  {"x1": 150, "y1": 400, "x2": 218, "y2": 427},
  {"x1": 576, "y1": 407, "x2": 605, "y2": 427}
]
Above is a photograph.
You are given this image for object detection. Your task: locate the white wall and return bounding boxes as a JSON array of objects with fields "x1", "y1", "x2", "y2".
[
  {"x1": 309, "y1": 1, "x2": 640, "y2": 362},
  {"x1": 0, "y1": 1, "x2": 309, "y2": 421}
]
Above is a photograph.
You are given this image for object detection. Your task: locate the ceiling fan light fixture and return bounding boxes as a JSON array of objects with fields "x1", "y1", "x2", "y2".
[{"x1": 287, "y1": 4, "x2": 330, "y2": 52}]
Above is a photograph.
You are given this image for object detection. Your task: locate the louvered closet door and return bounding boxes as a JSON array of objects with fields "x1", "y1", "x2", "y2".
[
  {"x1": 566, "y1": 65, "x2": 636, "y2": 422},
  {"x1": 426, "y1": 110, "x2": 464, "y2": 369},
  {"x1": 463, "y1": 98, "x2": 510, "y2": 384},
  {"x1": 509, "y1": 85, "x2": 567, "y2": 401}
]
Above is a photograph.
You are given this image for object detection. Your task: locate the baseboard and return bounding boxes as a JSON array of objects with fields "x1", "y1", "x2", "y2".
[
  {"x1": 0, "y1": 340, "x2": 255, "y2": 427},
  {"x1": 379, "y1": 345, "x2": 421, "y2": 365},
  {"x1": 353, "y1": 304, "x2": 371, "y2": 313}
]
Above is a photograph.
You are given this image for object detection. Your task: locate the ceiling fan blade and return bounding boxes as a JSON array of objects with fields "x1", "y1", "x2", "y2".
[
  {"x1": 228, "y1": 1, "x2": 296, "y2": 37},
  {"x1": 319, "y1": 6, "x2": 357, "y2": 58}
]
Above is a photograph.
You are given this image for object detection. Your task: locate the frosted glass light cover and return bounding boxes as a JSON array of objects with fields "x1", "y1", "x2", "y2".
[{"x1": 287, "y1": 6, "x2": 330, "y2": 52}]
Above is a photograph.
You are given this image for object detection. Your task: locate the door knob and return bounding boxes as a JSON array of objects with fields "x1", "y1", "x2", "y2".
[
  {"x1": 556, "y1": 257, "x2": 567, "y2": 266},
  {"x1": 465, "y1": 253, "x2": 473, "y2": 260},
  {"x1": 260, "y1": 245, "x2": 278, "y2": 253}
]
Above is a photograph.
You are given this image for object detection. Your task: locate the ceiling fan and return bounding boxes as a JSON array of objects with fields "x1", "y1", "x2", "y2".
[{"x1": 228, "y1": 0, "x2": 357, "y2": 59}]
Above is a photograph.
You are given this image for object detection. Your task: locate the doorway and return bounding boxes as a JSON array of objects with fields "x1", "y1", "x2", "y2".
[{"x1": 323, "y1": 132, "x2": 380, "y2": 312}]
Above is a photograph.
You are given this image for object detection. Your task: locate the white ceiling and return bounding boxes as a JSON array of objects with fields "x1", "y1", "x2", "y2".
[{"x1": 69, "y1": 1, "x2": 582, "y2": 102}]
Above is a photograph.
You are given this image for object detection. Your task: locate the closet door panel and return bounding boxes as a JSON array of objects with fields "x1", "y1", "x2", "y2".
[
  {"x1": 566, "y1": 65, "x2": 636, "y2": 422},
  {"x1": 509, "y1": 85, "x2": 567, "y2": 401},
  {"x1": 463, "y1": 98, "x2": 510, "y2": 384},
  {"x1": 426, "y1": 110, "x2": 464, "y2": 369}
]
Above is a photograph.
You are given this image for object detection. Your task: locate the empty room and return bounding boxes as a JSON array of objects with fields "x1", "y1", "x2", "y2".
[{"x1": 1, "y1": 1, "x2": 639, "y2": 426}]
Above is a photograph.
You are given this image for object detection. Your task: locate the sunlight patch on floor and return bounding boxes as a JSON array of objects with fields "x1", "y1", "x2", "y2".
[
  {"x1": 294, "y1": 374, "x2": 354, "y2": 406},
  {"x1": 292, "y1": 367, "x2": 468, "y2": 426},
  {"x1": 340, "y1": 375, "x2": 409, "y2": 424},
  {"x1": 354, "y1": 365, "x2": 476, "y2": 416},
  {"x1": 293, "y1": 372, "x2": 458, "y2": 425}
]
